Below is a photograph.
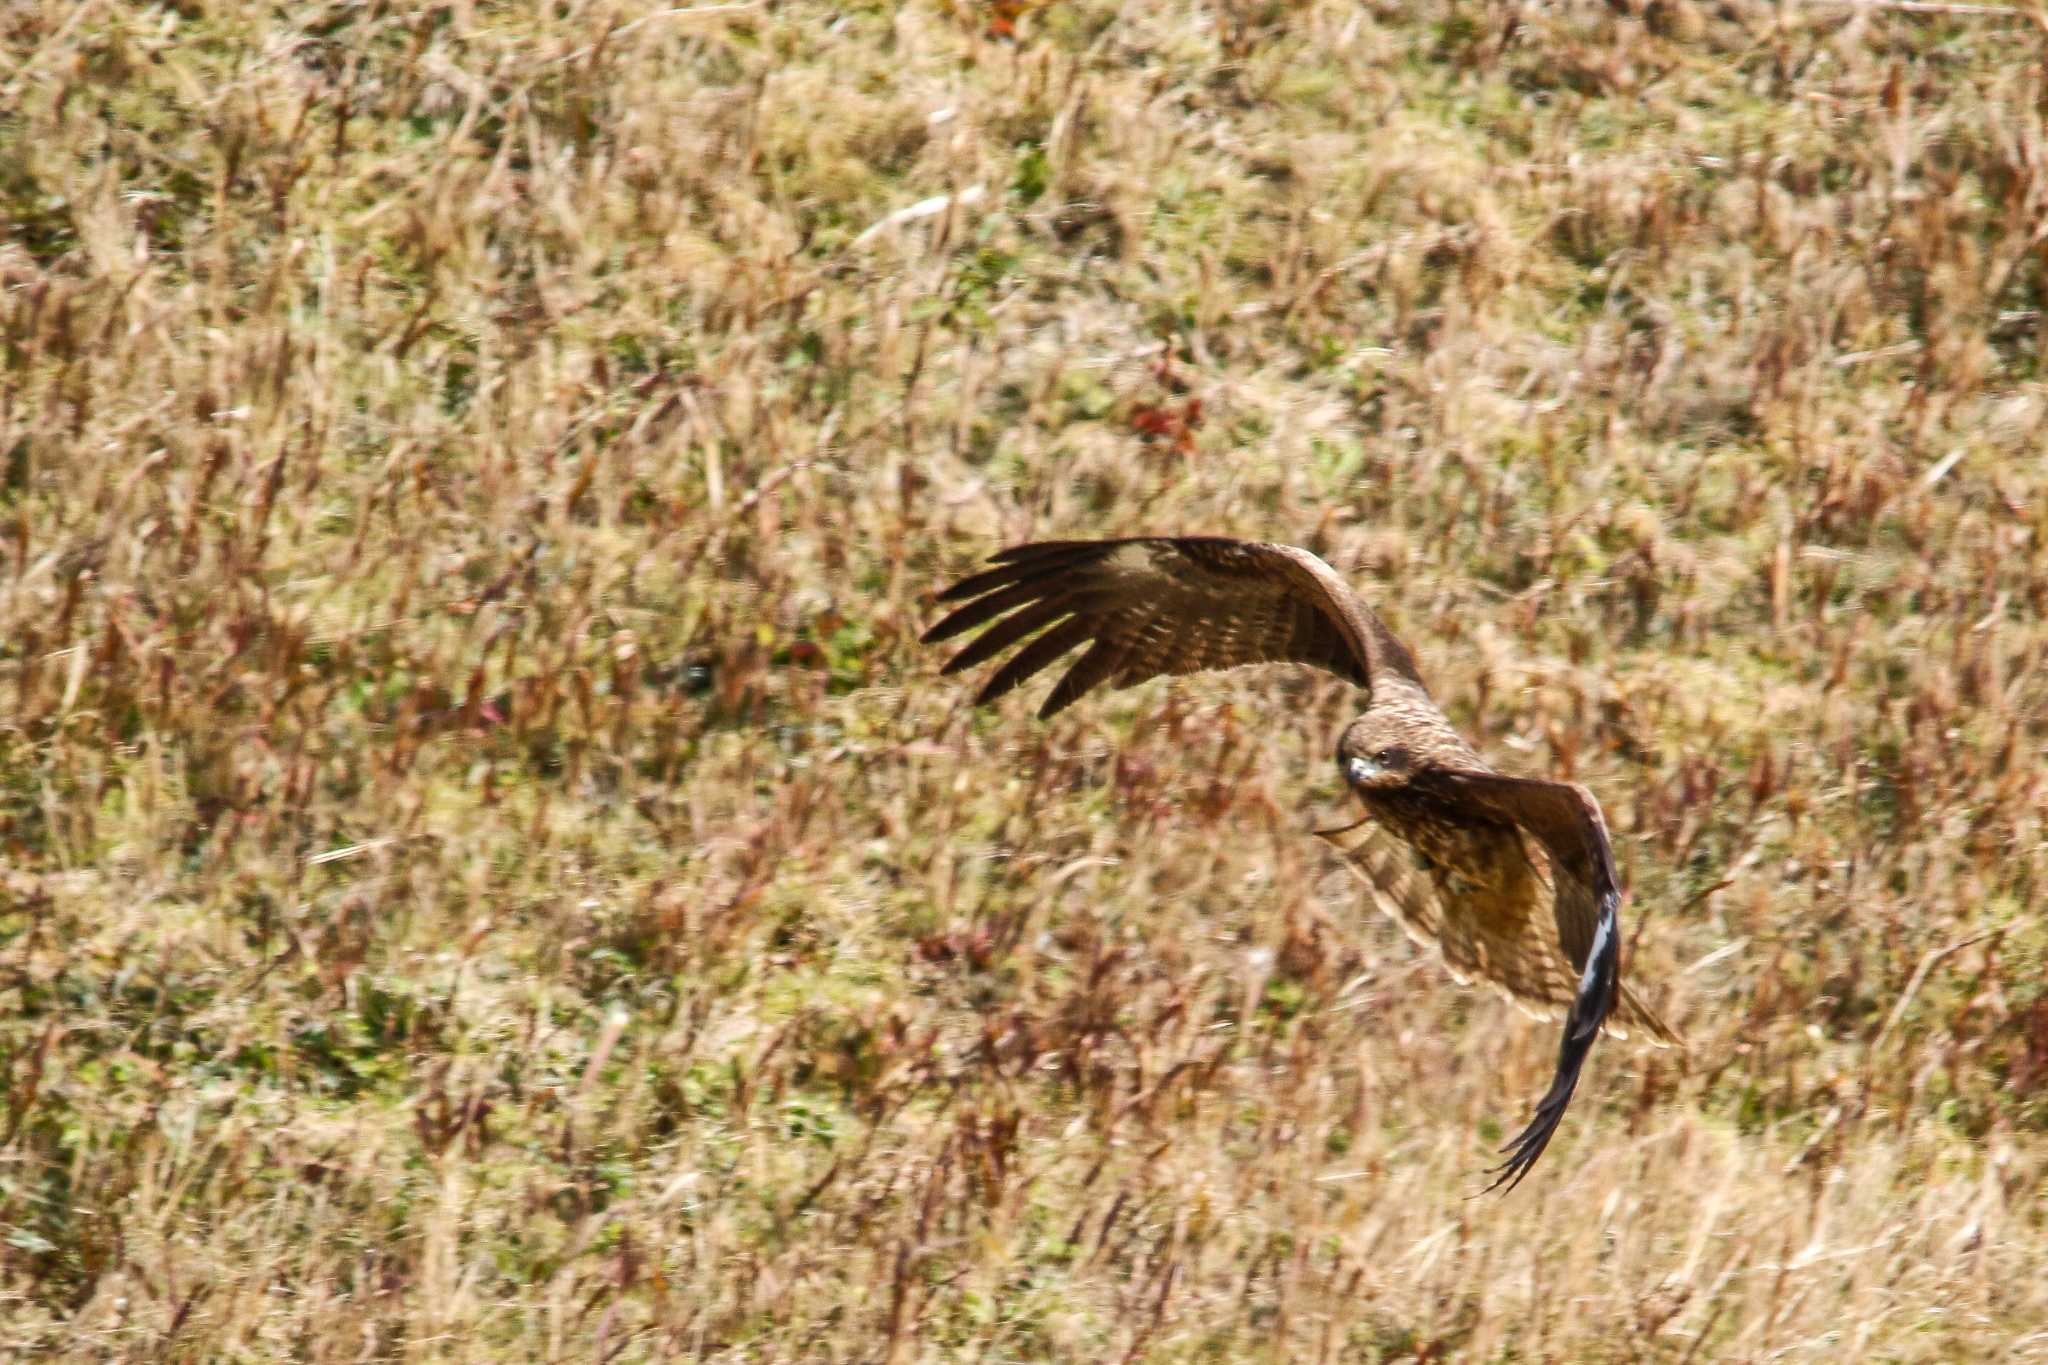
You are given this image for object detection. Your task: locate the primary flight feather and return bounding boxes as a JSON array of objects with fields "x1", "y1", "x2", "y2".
[{"x1": 923, "y1": 536, "x2": 1677, "y2": 1192}]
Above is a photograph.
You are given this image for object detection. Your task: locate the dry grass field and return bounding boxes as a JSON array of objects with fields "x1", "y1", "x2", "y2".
[{"x1": 3, "y1": 0, "x2": 2048, "y2": 1358}]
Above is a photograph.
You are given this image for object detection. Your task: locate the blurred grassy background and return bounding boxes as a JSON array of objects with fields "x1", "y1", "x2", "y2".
[{"x1": 2, "y1": 0, "x2": 2047, "y2": 1358}]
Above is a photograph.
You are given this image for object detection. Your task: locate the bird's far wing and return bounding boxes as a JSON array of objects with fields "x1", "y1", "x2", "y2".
[
  {"x1": 1315, "y1": 813, "x2": 1580, "y2": 1021},
  {"x1": 1427, "y1": 770, "x2": 1674, "y2": 1192},
  {"x1": 923, "y1": 537, "x2": 1423, "y2": 719}
]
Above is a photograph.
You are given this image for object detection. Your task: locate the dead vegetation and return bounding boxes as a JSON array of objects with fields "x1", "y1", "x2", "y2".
[{"x1": 1, "y1": 0, "x2": 2046, "y2": 1358}]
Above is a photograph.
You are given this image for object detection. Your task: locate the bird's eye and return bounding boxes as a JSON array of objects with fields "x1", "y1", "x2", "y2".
[{"x1": 1375, "y1": 747, "x2": 1400, "y2": 766}]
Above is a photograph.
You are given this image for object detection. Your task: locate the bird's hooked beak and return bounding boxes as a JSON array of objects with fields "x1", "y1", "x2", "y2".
[{"x1": 1343, "y1": 755, "x2": 1383, "y2": 786}]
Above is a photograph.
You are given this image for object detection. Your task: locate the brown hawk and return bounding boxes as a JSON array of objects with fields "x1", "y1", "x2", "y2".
[{"x1": 923, "y1": 536, "x2": 1677, "y2": 1191}]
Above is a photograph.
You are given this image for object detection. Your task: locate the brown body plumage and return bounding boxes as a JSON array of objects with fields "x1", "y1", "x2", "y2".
[{"x1": 924, "y1": 536, "x2": 1677, "y2": 1191}]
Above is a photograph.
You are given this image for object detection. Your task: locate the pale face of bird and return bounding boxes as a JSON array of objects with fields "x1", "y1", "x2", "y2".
[
  {"x1": 1336, "y1": 714, "x2": 1425, "y2": 792},
  {"x1": 1341, "y1": 747, "x2": 1417, "y2": 790}
]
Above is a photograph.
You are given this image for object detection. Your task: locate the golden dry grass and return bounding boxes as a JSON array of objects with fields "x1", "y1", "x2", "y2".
[{"x1": 3, "y1": 0, "x2": 2048, "y2": 1359}]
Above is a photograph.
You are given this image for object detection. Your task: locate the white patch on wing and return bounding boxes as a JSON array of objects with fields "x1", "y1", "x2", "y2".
[{"x1": 1105, "y1": 543, "x2": 1161, "y2": 580}]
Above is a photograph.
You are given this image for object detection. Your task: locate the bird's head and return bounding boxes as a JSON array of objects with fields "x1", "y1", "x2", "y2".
[{"x1": 1337, "y1": 714, "x2": 1424, "y2": 792}]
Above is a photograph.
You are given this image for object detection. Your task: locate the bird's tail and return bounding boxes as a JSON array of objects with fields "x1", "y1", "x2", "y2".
[{"x1": 1615, "y1": 981, "x2": 1681, "y2": 1050}]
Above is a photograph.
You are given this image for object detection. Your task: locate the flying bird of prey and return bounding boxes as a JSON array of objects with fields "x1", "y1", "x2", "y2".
[{"x1": 922, "y1": 536, "x2": 1676, "y2": 1191}]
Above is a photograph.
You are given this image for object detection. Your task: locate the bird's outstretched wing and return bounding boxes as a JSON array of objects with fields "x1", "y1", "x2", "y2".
[
  {"x1": 923, "y1": 538, "x2": 1423, "y2": 718},
  {"x1": 1432, "y1": 771, "x2": 1673, "y2": 1192},
  {"x1": 1316, "y1": 809, "x2": 1672, "y2": 1023}
]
